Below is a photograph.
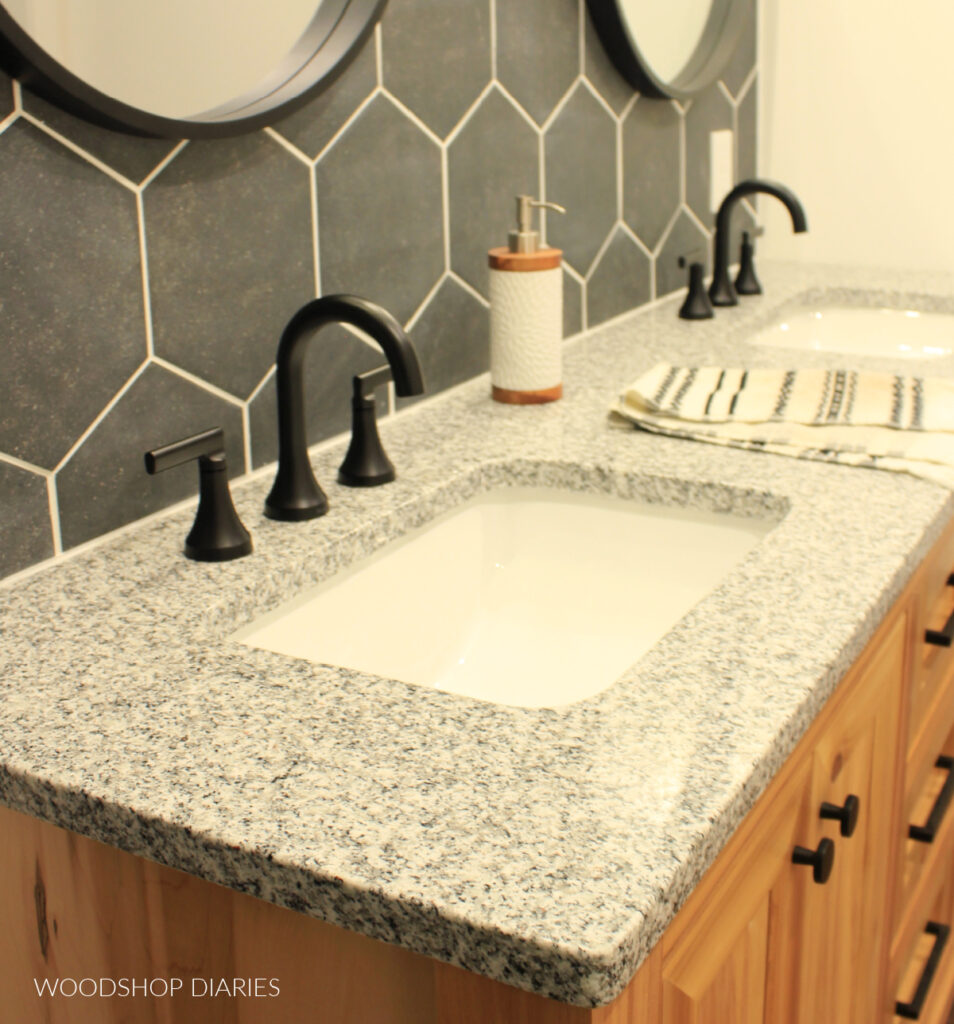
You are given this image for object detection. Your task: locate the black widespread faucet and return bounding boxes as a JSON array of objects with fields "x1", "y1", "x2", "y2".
[
  {"x1": 709, "y1": 179, "x2": 807, "y2": 307},
  {"x1": 264, "y1": 294, "x2": 425, "y2": 522}
]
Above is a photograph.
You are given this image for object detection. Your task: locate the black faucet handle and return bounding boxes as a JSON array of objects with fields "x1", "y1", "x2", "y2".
[
  {"x1": 678, "y1": 251, "x2": 714, "y2": 320},
  {"x1": 338, "y1": 365, "x2": 396, "y2": 488},
  {"x1": 144, "y1": 428, "x2": 252, "y2": 562},
  {"x1": 735, "y1": 230, "x2": 763, "y2": 296}
]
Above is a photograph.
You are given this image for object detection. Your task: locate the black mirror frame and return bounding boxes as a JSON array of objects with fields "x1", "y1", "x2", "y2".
[
  {"x1": 586, "y1": 0, "x2": 747, "y2": 101},
  {"x1": 0, "y1": 0, "x2": 388, "y2": 138}
]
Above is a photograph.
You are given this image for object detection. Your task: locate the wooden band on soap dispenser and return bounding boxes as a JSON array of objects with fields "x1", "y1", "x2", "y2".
[
  {"x1": 488, "y1": 246, "x2": 563, "y2": 272},
  {"x1": 492, "y1": 383, "x2": 563, "y2": 404}
]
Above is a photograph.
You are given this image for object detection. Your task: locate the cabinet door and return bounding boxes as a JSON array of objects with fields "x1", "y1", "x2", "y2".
[
  {"x1": 661, "y1": 757, "x2": 814, "y2": 1024},
  {"x1": 793, "y1": 611, "x2": 907, "y2": 1024}
]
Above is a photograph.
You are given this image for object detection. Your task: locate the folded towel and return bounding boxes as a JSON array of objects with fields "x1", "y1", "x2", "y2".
[{"x1": 613, "y1": 364, "x2": 954, "y2": 488}]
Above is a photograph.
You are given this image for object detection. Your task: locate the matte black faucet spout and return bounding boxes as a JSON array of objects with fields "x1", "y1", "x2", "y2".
[
  {"x1": 710, "y1": 179, "x2": 807, "y2": 307},
  {"x1": 264, "y1": 294, "x2": 424, "y2": 521}
]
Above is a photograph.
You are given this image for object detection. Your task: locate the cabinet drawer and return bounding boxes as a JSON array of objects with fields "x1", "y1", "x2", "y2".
[
  {"x1": 899, "y1": 725, "x2": 954, "y2": 923},
  {"x1": 892, "y1": 868, "x2": 954, "y2": 1024}
]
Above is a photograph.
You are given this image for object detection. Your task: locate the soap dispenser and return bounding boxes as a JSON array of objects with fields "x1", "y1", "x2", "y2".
[{"x1": 488, "y1": 195, "x2": 565, "y2": 404}]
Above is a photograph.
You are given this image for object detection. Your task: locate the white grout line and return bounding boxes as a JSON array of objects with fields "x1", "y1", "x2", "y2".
[
  {"x1": 240, "y1": 401, "x2": 253, "y2": 474},
  {"x1": 151, "y1": 356, "x2": 246, "y2": 408},
  {"x1": 341, "y1": 321, "x2": 387, "y2": 355},
  {"x1": 652, "y1": 205, "x2": 683, "y2": 257},
  {"x1": 579, "y1": 277, "x2": 589, "y2": 330},
  {"x1": 404, "y1": 272, "x2": 446, "y2": 332},
  {"x1": 584, "y1": 222, "x2": 619, "y2": 281},
  {"x1": 310, "y1": 167, "x2": 322, "y2": 295},
  {"x1": 616, "y1": 114, "x2": 624, "y2": 221},
  {"x1": 489, "y1": 0, "x2": 497, "y2": 80},
  {"x1": 382, "y1": 89, "x2": 443, "y2": 149},
  {"x1": 374, "y1": 23, "x2": 384, "y2": 88},
  {"x1": 540, "y1": 78, "x2": 580, "y2": 134},
  {"x1": 20, "y1": 111, "x2": 138, "y2": 193},
  {"x1": 0, "y1": 108, "x2": 18, "y2": 137},
  {"x1": 495, "y1": 82, "x2": 541, "y2": 133},
  {"x1": 562, "y1": 261, "x2": 585, "y2": 286},
  {"x1": 448, "y1": 270, "x2": 491, "y2": 309},
  {"x1": 621, "y1": 93, "x2": 639, "y2": 121},
  {"x1": 312, "y1": 87, "x2": 379, "y2": 165},
  {"x1": 0, "y1": 449, "x2": 50, "y2": 476},
  {"x1": 246, "y1": 364, "x2": 276, "y2": 404},
  {"x1": 263, "y1": 126, "x2": 312, "y2": 167},
  {"x1": 619, "y1": 219, "x2": 653, "y2": 258},
  {"x1": 443, "y1": 80, "x2": 494, "y2": 147},
  {"x1": 678, "y1": 103, "x2": 687, "y2": 204},
  {"x1": 581, "y1": 75, "x2": 616, "y2": 123},
  {"x1": 683, "y1": 202, "x2": 712, "y2": 240},
  {"x1": 538, "y1": 130, "x2": 547, "y2": 236},
  {"x1": 134, "y1": 192, "x2": 155, "y2": 358},
  {"x1": 387, "y1": 379, "x2": 396, "y2": 417},
  {"x1": 578, "y1": 0, "x2": 586, "y2": 76},
  {"x1": 137, "y1": 139, "x2": 188, "y2": 190},
  {"x1": 440, "y1": 145, "x2": 451, "y2": 272},
  {"x1": 737, "y1": 65, "x2": 758, "y2": 105},
  {"x1": 11, "y1": 78, "x2": 21, "y2": 112},
  {"x1": 53, "y1": 359, "x2": 151, "y2": 473},
  {"x1": 45, "y1": 476, "x2": 62, "y2": 556},
  {"x1": 717, "y1": 79, "x2": 736, "y2": 109}
]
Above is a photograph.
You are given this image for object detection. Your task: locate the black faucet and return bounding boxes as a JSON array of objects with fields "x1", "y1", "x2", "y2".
[
  {"x1": 709, "y1": 179, "x2": 807, "y2": 307},
  {"x1": 264, "y1": 294, "x2": 425, "y2": 522}
]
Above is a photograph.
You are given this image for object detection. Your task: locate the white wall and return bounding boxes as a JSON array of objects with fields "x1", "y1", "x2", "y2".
[{"x1": 758, "y1": 1, "x2": 954, "y2": 272}]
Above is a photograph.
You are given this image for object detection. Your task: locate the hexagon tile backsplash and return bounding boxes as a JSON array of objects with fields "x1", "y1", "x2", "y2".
[{"x1": 0, "y1": 0, "x2": 757, "y2": 581}]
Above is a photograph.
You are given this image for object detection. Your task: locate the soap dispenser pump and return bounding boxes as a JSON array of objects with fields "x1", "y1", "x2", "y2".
[{"x1": 488, "y1": 195, "x2": 565, "y2": 404}]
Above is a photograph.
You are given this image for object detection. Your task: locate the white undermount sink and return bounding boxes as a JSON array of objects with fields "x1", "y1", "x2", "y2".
[
  {"x1": 234, "y1": 488, "x2": 774, "y2": 708},
  {"x1": 749, "y1": 307, "x2": 954, "y2": 360}
]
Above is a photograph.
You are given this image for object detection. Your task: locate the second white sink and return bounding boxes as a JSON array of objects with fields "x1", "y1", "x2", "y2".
[
  {"x1": 234, "y1": 488, "x2": 775, "y2": 708},
  {"x1": 749, "y1": 307, "x2": 953, "y2": 360}
]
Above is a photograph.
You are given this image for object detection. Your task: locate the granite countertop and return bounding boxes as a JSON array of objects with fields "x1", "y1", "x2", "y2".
[{"x1": 3, "y1": 262, "x2": 954, "y2": 1008}]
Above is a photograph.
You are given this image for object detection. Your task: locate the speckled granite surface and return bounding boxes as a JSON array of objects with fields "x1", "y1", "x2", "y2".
[{"x1": 3, "y1": 262, "x2": 954, "y2": 1008}]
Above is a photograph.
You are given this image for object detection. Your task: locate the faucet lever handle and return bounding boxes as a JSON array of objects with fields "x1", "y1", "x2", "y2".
[
  {"x1": 354, "y1": 364, "x2": 393, "y2": 401},
  {"x1": 144, "y1": 428, "x2": 252, "y2": 562}
]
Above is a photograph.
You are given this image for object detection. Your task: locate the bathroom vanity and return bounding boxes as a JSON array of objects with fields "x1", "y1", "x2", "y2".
[{"x1": 3, "y1": 263, "x2": 954, "y2": 1023}]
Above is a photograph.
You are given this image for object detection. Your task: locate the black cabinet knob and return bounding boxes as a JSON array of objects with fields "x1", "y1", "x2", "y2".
[
  {"x1": 792, "y1": 838, "x2": 835, "y2": 884},
  {"x1": 820, "y1": 795, "x2": 860, "y2": 837}
]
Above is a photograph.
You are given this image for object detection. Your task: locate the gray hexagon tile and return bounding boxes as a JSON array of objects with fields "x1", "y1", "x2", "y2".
[
  {"x1": 685, "y1": 85, "x2": 733, "y2": 229},
  {"x1": 447, "y1": 87, "x2": 539, "y2": 298},
  {"x1": 397, "y1": 277, "x2": 489, "y2": 409},
  {"x1": 381, "y1": 0, "x2": 491, "y2": 139},
  {"x1": 656, "y1": 208, "x2": 710, "y2": 300},
  {"x1": 0, "y1": 461, "x2": 53, "y2": 577},
  {"x1": 496, "y1": 0, "x2": 580, "y2": 125},
  {"x1": 21, "y1": 89, "x2": 181, "y2": 184},
  {"x1": 143, "y1": 132, "x2": 313, "y2": 400},
  {"x1": 270, "y1": 40, "x2": 377, "y2": 160},
  {"x1": 721, "y1": 1, "x2": 757, "y2": 99},
  {"x1": 248, "y1": 325, "x2": 389, "y2": 470},
  {"x1": 583, "y1": 9, "x2": 636, "y2": 115},
  {"x1": 544, "y1": 83, "x2": 617, "y2": 275},
  {"x1": 0, "y1": 70, "x2": 15, "y2": 121},
  {"x1": 564, "y1": 269, "x2": 584, "y2": 337},
  {"x1": 738, "y1": 80, "x2": 757, "y2": 181},
  {"x1": 316, "y1": 93, "x2": 444, "y2": 326},
  {"x1": 587, "y1": 228, "x2": 651, "y2": 327},
  {"x1": 622, "y1": 99, "x2": 682, "y2": 250},
  {"x1": 0, "y1": 121, "x2": 145, "y2": 470},
  {"x1": 55, "y1": 364, "x2": 245, "y2": 551}
]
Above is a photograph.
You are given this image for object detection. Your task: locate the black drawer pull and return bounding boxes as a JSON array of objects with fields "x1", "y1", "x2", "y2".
[
  {"x1": 924, "y1": 574, "x2": 954, "y2": 646},
  {"x1": 895, "y1": 921, "x2": 950, "y2": 1019},
  {"x1": 820, "y1": 794, "x2": 860, "y2": 837},
  {"x1": 909, "y1": 756, "x2": 954, "y2": 843},
  {"x1": 792, "y1": 838, "x2": 835, "y2": 884}
]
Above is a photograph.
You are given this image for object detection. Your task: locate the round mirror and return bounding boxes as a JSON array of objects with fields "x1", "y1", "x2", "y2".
[
  {"x1": 586, "y1": 0, "x2": 747, "y2": 100},
  {"x1": 0, "y1": 0, "x2": 387, "y2": 137}
]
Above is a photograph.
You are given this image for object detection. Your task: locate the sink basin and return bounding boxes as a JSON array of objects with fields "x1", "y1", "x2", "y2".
[
  {"x1": 749, "y1": 307, "x2": 953, "y2": 360},
  {"x1": 234, "y1": 488, "x2": 775, "y2": 708}
]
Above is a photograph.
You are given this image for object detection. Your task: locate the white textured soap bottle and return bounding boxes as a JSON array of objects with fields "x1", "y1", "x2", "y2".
[{"x1": 488, "y1": 195, "x2": 565, "y2": 404}]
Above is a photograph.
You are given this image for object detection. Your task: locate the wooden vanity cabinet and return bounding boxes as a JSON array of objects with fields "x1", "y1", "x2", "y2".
[{"x1": 4, "y1": 519, "x2": 954, "y2": 1024}]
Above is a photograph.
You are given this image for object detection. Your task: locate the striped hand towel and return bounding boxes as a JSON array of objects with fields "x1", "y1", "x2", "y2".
[{"x1": 613, "y1": 364, "x2": 954, "y2": 488}]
